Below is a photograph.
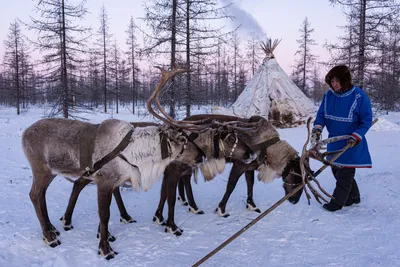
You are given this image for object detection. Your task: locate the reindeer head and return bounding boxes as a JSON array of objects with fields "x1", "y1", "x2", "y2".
[
  {"x1": 146, "y1": 67, "x2": 257, "y2": 174},
  {"x1": 281, "y1": 156, "x2": 303, "y2": 204},
  {"x1": 159, "y1": 126, "x2": 206, "y2": 166}
]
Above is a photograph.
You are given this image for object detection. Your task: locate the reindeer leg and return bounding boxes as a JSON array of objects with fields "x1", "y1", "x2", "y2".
[
  {"x1": 60, "y1": 176, "x2": 91, "y2": 231},
  {"x1": 153, "y1": 173, "x2": 167, "y2": 226},
  {"x1": 29, "y1": 169, "x2": 60, "y2": 247},
  {"x1": 113, "y1": 186, "x2": 136, "y2": 224},
  {"x1": 245, "y1": 170, "x2": 260, "y2": 213},
  {"x1": 216, "y1": 161, "x2": 246, "y2": 218},
  {"x1": 165, "y1": 164, "x2": 183, "y2": 236},
  {"x1": 97, "y1": 185, "x2": 117, "y2": 260},
  {"x1": 177, "y1": 178, "x2": 188, "y2": 206},
  {"x1": 182, "y1": 167, "x2": 204, "y2": 215}
]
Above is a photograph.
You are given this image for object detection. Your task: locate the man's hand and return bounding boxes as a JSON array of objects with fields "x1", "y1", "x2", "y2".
[
  {"x1": 311, "y1": 128, "x2": 322, "y2": 145},
  {"x1": 347, "y1": 136, "x2": 360, "y2": 148}
]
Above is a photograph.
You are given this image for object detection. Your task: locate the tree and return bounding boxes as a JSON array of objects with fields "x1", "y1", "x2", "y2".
[
  {"x1": 3, "y1": 21, "x2": 26, "y2": 114},
  {"x1": 126, "y1": 16, "x2": 139, "y2": 114},
  {"x1": 27, "y1": 0, "x2": 89, "y2": 118},
  {"x1": 97, "y1": 5, "x2": 113, "y2": 113},
  {"x1": 246, "y1": 34, "x2": 262, "y2": 77},
  {"x1": 292, "y1": 17, "x2": 317, "y2": 96},
  {"x1": 143, "y1": 0, "x2": 233, "y2": 117},
  {"x1": 328, "y1": 0, "x2": 400, "y2": 89}
]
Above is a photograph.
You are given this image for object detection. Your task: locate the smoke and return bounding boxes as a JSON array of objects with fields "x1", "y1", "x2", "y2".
[{"x1": 220, "y1": 0, "x2": 267, "y2": 39}]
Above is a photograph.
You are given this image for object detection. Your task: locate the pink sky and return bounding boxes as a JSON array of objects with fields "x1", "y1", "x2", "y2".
[{"x1": 0, "y1": 0, "x2": 345, "y2": 77}]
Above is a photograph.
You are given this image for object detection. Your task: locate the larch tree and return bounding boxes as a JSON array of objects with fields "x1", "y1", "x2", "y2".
[
  {"x1": 292, "y1": 17, "x2": 317, "y2": 96},
  {"x1": 97, "y1": 4, "x2": 113, "y2": 113},
  {"x1": 3, "y1": 20, "x2": 27, "y2": 114},
  {"x1": 328, "y1": 0, "x2": 400, "y2": 89},
  {"x1": 27, "y1": 0, "x2": 89, "y2": 118},
  {"x1": 125, "y1": 16, "x2": 139, "y2": 114}
]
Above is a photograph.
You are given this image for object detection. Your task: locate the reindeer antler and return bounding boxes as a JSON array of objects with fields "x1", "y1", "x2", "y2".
[
  {"x1": 299, "y1": 117, "x2": 343, "y2": 205},
  {"x1": 146, "y1": 67, "x2": 210, "y2": 131}
]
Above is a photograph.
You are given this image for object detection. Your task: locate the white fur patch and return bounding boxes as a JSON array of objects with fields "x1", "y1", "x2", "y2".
[
  {"x1": 116, "y1": 126, "x2": 188, "y2": 192},
  {"x1": 199, "y1": 158, "x2": 226, "y2": 181},
  {"x1": 256, "y1": 140, "x2": 298, "y2": 183},
  {"x1": 257, "y1": 163, "x2": 279, "y2": 183}
]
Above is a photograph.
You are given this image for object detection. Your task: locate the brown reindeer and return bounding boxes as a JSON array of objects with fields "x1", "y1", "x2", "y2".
[
  {"x1": 60, "y1": 120, "x2": 256, "y2": 237},
  {"x1": 175, "y1": 115, "x2": 347, "y2": 217},
  {"x1": 22, "y1": 68, "x2": 225, "y2": 260},
  {"x1": 170, "y1": 114, "x2": 304, "y2": 217}
]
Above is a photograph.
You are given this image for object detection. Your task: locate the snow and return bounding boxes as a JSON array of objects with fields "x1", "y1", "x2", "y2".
[{"x1": 1, "y1": 105, "x2": 399, "y2": 267}]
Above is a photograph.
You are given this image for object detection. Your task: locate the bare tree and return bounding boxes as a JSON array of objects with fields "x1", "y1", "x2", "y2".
[
  {"x1": 3, "y1": 20, "x2": 26, "y2": 114},
  {"x1": 231, "y1": 32, "x2": 241, "y2": 100},
  {"x1": 125, "y1": 16, "x2": 139, "y2": 114},
  {"x1": 246, "y1": 34, "x2": 262, "y2": 77},
  {"x1": 328, "y1": 0, "x2": 400, "y2": 89},
  {"x1": 109, "y1": 39, "x2": 122, "y2": 114},
  {"x1": 27, "y1": 0, "x2": 89, "y2": 118},
  {"x1": 97, "y1": 4, "x2": 113, "y2": 113},
  {"x1": 292, "y1": 17, "x2": 317, "y2": 96}
]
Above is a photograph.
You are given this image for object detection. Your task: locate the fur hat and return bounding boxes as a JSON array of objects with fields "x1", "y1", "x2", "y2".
[{"x1": 325, "y1": 65, "x2": 352, "y2": 90}]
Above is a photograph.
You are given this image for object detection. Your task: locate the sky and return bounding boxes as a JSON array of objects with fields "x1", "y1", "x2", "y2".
[
  {"x1": 0, "y1": 0, "x2": 346, "y2": 76},
  {"x1": 0, "y1": 104, "x2": 399, "y2": 266}
]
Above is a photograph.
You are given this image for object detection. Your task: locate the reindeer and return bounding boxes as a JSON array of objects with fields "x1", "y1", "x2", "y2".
[
  {"x1": 59, "y1": 74, "x2": 258, "y2": 238},
  {"x1": 22, "y1": 68, "x2": 224, "y2": 260},
  {"x1": 175, "y1": 115, "x2": 351, "y2": 217},
  {"x1": 167, "y1": 114, "x2": 304, "y2": 217},
  {"x1": 60, "y1": 120, "x2": 256, "y2": 238}
]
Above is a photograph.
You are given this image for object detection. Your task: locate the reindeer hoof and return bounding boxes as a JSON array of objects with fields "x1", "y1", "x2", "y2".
[
  {"x1": 216, "y1": 207, "x2": 230, "y2": 218},
  {"x1": 153, "y1": 215, "x2": 166, "y2": 226},
  {"x1": 60, "y1": 216, "x2": 74, "y2": 231},
  {"x1": 188, "y1": 206, "x2": 204, "y2": 214},
  {"x1": 246, "y1": 203, "x2": 261, "y2": 213},
  {"x1": 120, "y1": 216, "x2": 136, "y2": 224},
  {"x1": 178, "y1": 196, "x2": 188, "y2": 206},
  {"x1": 165, "y1": 226, "x2": 183, "y2": 236},
  {"x1": 98, "y1": 249, "x2": 117, "y2": 260},
  {"x1": 63, "y1": 225, "x2": 74, "y2": 231},
  {"x1": 43, "y1": 236, "x2": 61, "y2": 248}
]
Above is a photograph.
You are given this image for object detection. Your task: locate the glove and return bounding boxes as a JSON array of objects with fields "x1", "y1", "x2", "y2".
[
  {"x1": 347, "y1": 136, "x2": 360, "y2": 148},
  {"x1": 311, "y1": 128, "x2": 322, "y2": 144}
]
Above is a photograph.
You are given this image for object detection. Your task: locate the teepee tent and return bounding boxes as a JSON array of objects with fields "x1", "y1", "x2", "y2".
[{"x1": 212, "y1": 39, "x2": 316, "y2": 127}]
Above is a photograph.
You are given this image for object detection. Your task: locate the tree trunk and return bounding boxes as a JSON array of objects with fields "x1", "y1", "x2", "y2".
[
  {"x1": 61, "y1": 0, "x2": 69, "y2": 118},
  {"x1": 185, "y1": 0, "x2": 191, "y2": 117},
  {"x1": 358, "y1": 0, "x2": 366, "y2": 89}
]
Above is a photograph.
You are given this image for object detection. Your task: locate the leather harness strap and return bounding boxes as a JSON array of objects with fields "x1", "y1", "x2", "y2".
[
  {"x1": 83, "y1": 129, "x2": 133, "y2": 177},
  {"x1": 252, "y1": 137, "x2": 281, "y2": 163}
]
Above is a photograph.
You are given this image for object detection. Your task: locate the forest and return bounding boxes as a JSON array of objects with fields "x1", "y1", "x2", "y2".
[{"x1": 0, "y1": 0, "x2": 399, "y2": 118}]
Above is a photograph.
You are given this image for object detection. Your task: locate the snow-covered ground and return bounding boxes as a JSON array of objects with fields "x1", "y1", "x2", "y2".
[{"x1": 0, "y1": 105, "x2": 399, "y2": 267}]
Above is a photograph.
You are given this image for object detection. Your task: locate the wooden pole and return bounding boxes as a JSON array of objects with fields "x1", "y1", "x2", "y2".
[
  {"x1": 193, "y1": 118, "x2": 378, "y2": 266},
  {"x1": 192, "y1": 183, "x2": 304, "y2": 267}
]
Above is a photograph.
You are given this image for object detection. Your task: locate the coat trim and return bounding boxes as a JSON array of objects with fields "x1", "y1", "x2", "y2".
[
  {"x1": 330, "y1": 86, "x2": 355, "y2": 97},
  {"x1": 324, "y1": 92, "x2": 361, "y2": 122},
  {"x1": 334, "y1": 162, "x2": 372, "y2": 168}
]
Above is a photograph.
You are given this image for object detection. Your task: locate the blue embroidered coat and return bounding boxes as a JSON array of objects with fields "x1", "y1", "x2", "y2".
[{"x1": 313, "y1": 86, "x2": 372, "y2": 168}]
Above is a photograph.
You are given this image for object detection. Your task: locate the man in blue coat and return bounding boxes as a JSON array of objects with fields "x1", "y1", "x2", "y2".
[{"x1": 312, "y1": 65, "x2": 373, "y2": 212}]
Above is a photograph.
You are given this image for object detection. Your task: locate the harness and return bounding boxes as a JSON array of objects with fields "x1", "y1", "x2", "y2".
[
  {"x1": 83, "y1": 129, "x2": 133, "y2": 177},
  {"x1": 252, "y1": 137, "x2": 280, "y2": 164},
  {"x1": 281, "y1": 156, "x2": 302, "y2": 186}
]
